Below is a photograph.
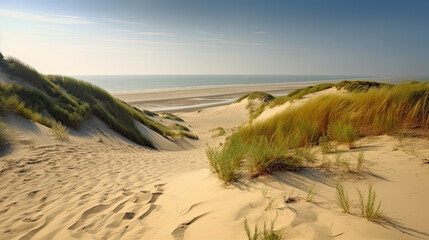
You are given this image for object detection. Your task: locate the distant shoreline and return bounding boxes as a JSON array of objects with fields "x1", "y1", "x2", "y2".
[
  {"x1": 113, "y1": 79, "x2": 373, "y2": 112},
  {"x1": 76, "y1": 74, "x2": 380, "y2": 93}
]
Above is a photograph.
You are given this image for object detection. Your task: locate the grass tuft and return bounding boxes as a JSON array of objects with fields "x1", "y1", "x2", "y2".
[
  {"x1": 206, "y1": 145, "x2": 241, "y2": 183},
  {"x1": 270, "y1": 83, "x2": 334, "y2": 107},
  {"x1": 237, "y1": 92, "x2": 275, "y2": 103},
  {"x1": 0, "y1": 118, "x2": 9, "y2": 149},
  {"x1": 336, "y1": 182, "x2": 351, "y2": 213},
  {"x1": 328, "y1": 122, "x2": 359, "y2": 149},
  {"x1": 171, "y1": 123, "x2": 190, "y2": 132},
  {"x1": 0, "y1": 55, "x2": 200, "y2": 148},
  {"x1": 210, "y1": 127, "x2": 226, "y2": 138},
  {"x1": 159, "y1": 112, "x2": 184, "y2": 122},
  {"x1": 357, "y1": 185, "x2": 383, "y2": 221},
  {"x1": 244, "y1": 219, "x2": 282, "y2": 240},
  {"x1": 306, "y1": 184, "x2": 315, "y2": 202},
  {"x1": 51, "y1": 120, "x2": 69, "y2": 140}
]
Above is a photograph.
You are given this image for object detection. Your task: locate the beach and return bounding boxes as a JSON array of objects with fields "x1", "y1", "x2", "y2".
[
  {"x1": 113, "y1": 81, "x2": 337, "y2": 112},
  {"x1": 1, "y1": 82, "x2": 429, "y2": 240}
]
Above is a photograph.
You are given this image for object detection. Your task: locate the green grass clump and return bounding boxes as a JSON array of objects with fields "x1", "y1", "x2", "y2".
[
  {"x1": 335, "y1": 80, "x2": 392, "y2": 93},
  {"x1": 0, "y1": 53, "x2": 201, "y2": 147},
  {"x1": 143, "y1": 109, "x2": 158, "y2": 117},
  {"x1": 319, "y1": 136, "x2": 334, "y2": 154},
  {"x1": 328, "y1": 122, "x2": 359, "y2": 149},
  {"x1": 207, "y1": 135, "x2": 246, "y2": 183},
  {"x1": 237, "y1": 92, "x2": 275, "y2": 103},
  {"x1": 357, "y1": 185, "x2": 383, "y2": 221},
  {"x1": 244, "y1": 219, "x2": 282, "y2": 240},
  {"x1": 247, "y1": 137, "x2": 303, "y2": 177},
  {"x1": 3, "y1": 57, "x2": 63, "y2": 97},
  {"x1": 159, "y1": 112, "x2": 184, "y2": 122},
  {"x1": 210, "y1": 127, "x2": 226, "y2": 138},
  {"x1": 176, "y1": 131, "x2": 199, "y2": 140},
  {"x1": 0, "y1": 118, "x2": 9, "y2": 149},
  {"x1": 336, "y1": 182, "x2": 351, "y2": 213},
  {"x1": 208, "y1": 81, "x2": 429, "y2": 182},
  {"x1": 270, "y1": 83, "x2": 334, "y2": 107},
  {"x1": 171, "y1": 123, "x2": 190, "y2": 132},
  {"x1": 51, "y1": 120, "x2": 69, "y2": 140}
]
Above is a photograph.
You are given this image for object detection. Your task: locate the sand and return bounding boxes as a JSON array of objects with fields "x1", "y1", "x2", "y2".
[
  {"x1": 1, "y1": 86, "x2": 429, "y2": 240},
  {"x1": 112, "y1": 81, "x2": 339, "y2": 112}
]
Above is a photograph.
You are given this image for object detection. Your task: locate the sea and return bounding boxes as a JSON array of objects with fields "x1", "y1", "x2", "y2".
[{"x1": 74, "y1": 75, "x2": 377, "y2": 93}]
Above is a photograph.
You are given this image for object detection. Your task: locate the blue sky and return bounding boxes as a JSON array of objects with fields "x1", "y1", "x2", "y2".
[{"x1": 0, "y1": 0, "x2": 428, "y2": 75}]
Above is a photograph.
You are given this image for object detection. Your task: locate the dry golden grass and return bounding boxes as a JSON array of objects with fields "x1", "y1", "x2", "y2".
[{"x1": 208, "y1": 81, "x2": 429, "y2": 182}]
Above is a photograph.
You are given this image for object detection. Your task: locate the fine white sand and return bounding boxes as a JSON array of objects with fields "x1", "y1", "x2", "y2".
[{"x1": 1, "y1": 89, "x2": 429, "y2": 240}]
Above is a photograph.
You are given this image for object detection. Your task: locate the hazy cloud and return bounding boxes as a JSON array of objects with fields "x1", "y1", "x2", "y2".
[
  {"x1": 0, "y1": 9, "x2": 92, "y2": 24},
  {"x1": 134, "y1": 32, "x2": 177, "y2": 36},
  {"x1": 197, "y1": 38, "x2": 267, "y2": 46},
  {"x1": 101, "y1": 17, "x2": 143, "y2": 25}
]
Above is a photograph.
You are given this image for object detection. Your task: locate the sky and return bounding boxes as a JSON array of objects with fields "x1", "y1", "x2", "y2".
[{"x1": 0, "y1": 0, "x2": 428, "y2": 76}]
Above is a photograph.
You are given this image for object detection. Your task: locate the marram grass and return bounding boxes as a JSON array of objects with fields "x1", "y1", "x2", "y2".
[
  {"x1": 0, "y1": 52, "x2": 196, "y2": 148},
  {"x1": 210, "y1": 81, "x2": 429, "y2": 182}
]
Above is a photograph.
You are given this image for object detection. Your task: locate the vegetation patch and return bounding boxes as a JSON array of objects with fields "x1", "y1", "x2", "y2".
[
  {"x1": 357, "y1": 185, "x2": 384, "y2": 221},
  {"x1": 237, "y1": 92, "x2": 275, "y2": 103},
  {"x1": 0, "y1": 118, "x2": 9, "y2": 149},
  {"x1": 159, "y1": 112, "x2": 184, "y2": 122},
  {"x1": 210, "y1": 127, "x2": 226, "y2": 138},
  {"x1": 335, "y1": 80, "x2": 392, "y2": 92},
  {"x1": 171, "y1": 123, "x2": 190, "y2": 132},
  {"x1": 208, "y1": 81, "x2": 429, "y2": 182},
  {"x1": 244, "y1": 219, "x2": 282, "y2": 240},
  {"x1": 336, "y1": 182, "x2": 351, "y2": 213},
  {"x1": 0, "y1": 52, "x2": 198, "y2": 147},
  {"x1": 270, "y1": 83, "x2": 334, "y2": 107}
]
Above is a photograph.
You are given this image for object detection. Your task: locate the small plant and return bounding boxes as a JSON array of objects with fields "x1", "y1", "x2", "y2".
[
  {"x1": 237, "y1": 92, "x2": 275, "y2": 103},
  {"x1": 319, "y1": 136, "x2": 333, "y2": 154},
  {"x1": 206, "y1": 142, "x2": 243, "y2": 183},
  {"x1": 159, "y1": 112, "x2": 184, "y2": 122},
  {"x1": 210, "y1": 127, "x2": 226, "y2": 138},
  {"x1": 336, "y1": 182, "x2": 351, "y2": 213},
  {"x1": 357, "y1": 185, "x2": 383, "y2": 221},
  {"x1": 51, "y1": 120, "x2": 69, "y2": 140},
  {"x1": 171, "y1": 123, "x2": 190, "y2": 132},
  {"x1": 244, "y1": 219, "x2": 281, "y2": 240},
  {"x1": 328, "y1": 122, "x2": 359, "y2": 149},
  {"x1": 244, "y1": 219, "x2": 259, "y2": 240},
  {"x1": 306, "y1": 184, "x2": 315, "y2": 202},
  {"x1": 0, "y1": 119, "x2": 9, "y2": 148},
  {"x1": 356, "y1": 152, "x2": 364, "y2": 172}
]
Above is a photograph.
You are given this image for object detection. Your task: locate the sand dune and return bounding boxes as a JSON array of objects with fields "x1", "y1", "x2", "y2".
[{"x1": 1, "y1": 93, "x2": 429, "y2": 239}]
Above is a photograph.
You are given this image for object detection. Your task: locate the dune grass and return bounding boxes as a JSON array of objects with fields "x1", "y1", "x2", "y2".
[
  {"x1": 208, "y1": 81, "x2": 429, "y2": 182},
  {"x1": 51, "y1": 120, "x2": 69, "y2": 140},
  {"x1": 244, "y1": 219, "x2": 282, "y2": 240},
  {"x1": 171, "y1": 123, "x2": 190, "y2": 132},
  {"x1": 336, "y1": 182, "x2": 351, "y2": 213},
  {"x1": 270, "y1": 83, "x2": 334, "y2": 107},
  {"x1": 357, "y1": 185, "x2": 383, "y2": 221},
  {"x1": 210, "y1": 127, "x2": 226, "y2": 138},
  {"x1": 0, "y1": 53, "x2": 198, "y2": 147},
  {"x1": 327, "y1": 122, "x2": 359, "y2": 149},
  {"x1": 159, "y1": 112, "x2": 184, "y2": 122},
  {"x1": 206, "y1": 135, "x2": 246, "y2": 182},
  {"x1": 237, "y1": 92, "x2": 275, "y2": 103},
  {"x1": 0, "y1": 118, "x2": 9, "y2": 149},
  {"x1": 335, "y1": 80, "x2": 392, "y2": 92}
]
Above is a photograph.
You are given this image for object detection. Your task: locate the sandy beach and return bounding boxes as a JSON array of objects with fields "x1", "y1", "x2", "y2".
[
  {"x1": 112, "y1": 81, "x2": 338, "y2": 112},
  {"x1": 1, "y1": 84, "x2": 429, "y2": 240},
  {"x1": 1, "y1": 0, "x2": 428, "y2": 238}
]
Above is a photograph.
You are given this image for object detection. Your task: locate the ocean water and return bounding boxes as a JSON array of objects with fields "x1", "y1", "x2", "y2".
[{"x1": 74, "y1": 75, "x2": 375, "y2": 93}]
